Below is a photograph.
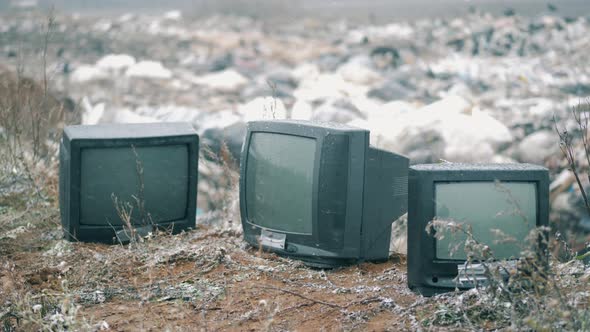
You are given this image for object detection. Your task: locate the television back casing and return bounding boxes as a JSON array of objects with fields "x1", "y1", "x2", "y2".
[
  {"x1": 407, "y1": 163, "x2": 549, "y2": 296},
  {"x1": 239, "y1": 120, "x2": 409, "y2": 268},
  {"x1": 59, "y1": 122, "x2": 199, "y2": 243}
]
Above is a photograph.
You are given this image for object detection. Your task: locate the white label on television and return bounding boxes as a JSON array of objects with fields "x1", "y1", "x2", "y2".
[
  {"x1": 260, "y1": 229, "x2": 286, "y2": 250},
  {"x1": 457, "y1": 260, "x2": 517, "y2": 284}
]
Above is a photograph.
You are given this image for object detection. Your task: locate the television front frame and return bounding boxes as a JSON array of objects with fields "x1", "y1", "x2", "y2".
[
  {"x1": 239, "y1": 120, "x2": 370, "y2": 265},
  {"x1": 407, "y1": 163, "x2": 549, "y2": 296},
  {"x1": 60, "y1": 123, "x2": 199, "y2": 243}
]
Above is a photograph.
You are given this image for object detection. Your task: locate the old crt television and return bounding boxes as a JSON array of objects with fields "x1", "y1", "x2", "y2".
[
  {"x1": 239, "y1": 120, "x2": 409, "y2": 268},
  {"x1": 59, "y1": 122, "x2": 199, "y2": 243},
  {"x1": 407, "y1": 163, "x2": 549, "y2": 296}
]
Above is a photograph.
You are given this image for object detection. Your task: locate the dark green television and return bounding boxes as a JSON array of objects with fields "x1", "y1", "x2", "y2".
[
  {"x1": 59, "y1": 122, "x2": 199, "y2": 243},
  {"x1": 239, "y1": 120, "x2": 409, "y2": 268},
  {"x1": 407, "y1": 163, "x2": 549, "y2": 296}
]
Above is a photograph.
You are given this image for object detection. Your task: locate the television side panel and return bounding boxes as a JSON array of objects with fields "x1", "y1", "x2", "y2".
[
  {"x1": 535, "y1": 169, "x2": 550, "y2": 261},
  {"x1": 181, "y1": 134, "x2": 199, "y2": 233},
  {"x1": 361, "y1": 147, "x2": 408, "y2": 261},
  {"x1": 59, "y1": 138, "x2": 74, "y2": 240},
  {"x1": 407, "y1": 167, "x2": 434, "y2": 294},
  {"x1": 538, "y1": 170, "x2": 550, "y2": 228}
]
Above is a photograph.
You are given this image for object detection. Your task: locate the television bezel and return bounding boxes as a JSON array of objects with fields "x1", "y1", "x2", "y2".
[
  {"x1": 60, "y1": 122, "x2": 199, "y2": 243},
  {"x1": 407, "y1": 163, "x2": 549, "y2": 295},
  {"x1": 239, "y1": 120, "x2": 369, "y2": 260}
]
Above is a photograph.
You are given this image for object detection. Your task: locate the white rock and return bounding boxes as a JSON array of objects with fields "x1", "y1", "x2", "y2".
[
  {"x1": 441, "y1": 109, "x2": 513, "y2": 160},
  {"x1": 362, "y1": 100, "x2": 414, "y2": 123},
  {"x1": 491, "y1": 155, "x2": 518, "y2": 164},
  {"x1": 294, "y1": 73, "x2": 368, "y2": 102},
  {"x1": 356, "y1": 96, "x2": 512, "y2": 163},
  {"x1": 312, "y1": 98, "x2": 364, "y2": 124},
  {"x1": 550, "y1": 169, "x2": 574, "y2": 192},
  {"x1": 197, "y1": 110, "x2": 242, "y2": 132},
  {"x1": 349, "y1": 96, "x2": 385, "y2": 117},
  {"x1": 125, "y1": 61, "x2": 172, "y2": 79},
  {"x1": 191, "y1": 69, "x2": 248, "y2": 93},
  {"x1": 346, "y1": 23, "x2": 414, "y2": 44},
  {"x1": 134, "y1": 105, "x2": 201, "y2": 123},
  {"x1": 113, "y1": 109, "x2": 158, "y2": 123},
  {"x1": 418, "y1": 95, "x2": 472, "y2": 114},
  {"x1": 337, "y1": 56, "x2": 381, "y2": 85},
  {"x1": 163, "y1": 10, "x2": 182, "y2": 20},
  {"x1": 291, "y1": 63, "x2": 320, "y2": 82},
  {"x1": 70, "y1": 65, "x2": 108, "y2": 83},
  {"x1": 381, "y1": 100, "x2": 416, "y2": 113},
  {"x1": 92, "y1": 19, "x2": 112, "y2": 32},
  {"x1": 96, "y1": 54, "x2": 136, "y2": 71},
  {"x1": 239, "y1": 97, "x2": 287, "y2": 122},
  {"x1": 117, "y1": 13, "x2": 135, "y2": 23},
  {"x1": 290, "y1": 100, "x2": 313, "y2": 120},
  {"x1": 514, "y1": 130, "x2": 560, "y2": 164}
]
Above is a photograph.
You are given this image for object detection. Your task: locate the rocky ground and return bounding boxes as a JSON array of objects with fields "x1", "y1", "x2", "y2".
[{"x1": 1, "y1": 4, "x2": 590, "y2": 331}]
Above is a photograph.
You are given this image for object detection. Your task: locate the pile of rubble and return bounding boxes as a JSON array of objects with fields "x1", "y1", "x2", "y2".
[{"x1": 1, "y1": 8, "x2": 589, "y2": 235}]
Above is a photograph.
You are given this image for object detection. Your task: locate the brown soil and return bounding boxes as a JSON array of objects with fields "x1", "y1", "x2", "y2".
[{"x1": 1, "y1": 212, "x2": 422, "y2": 331}]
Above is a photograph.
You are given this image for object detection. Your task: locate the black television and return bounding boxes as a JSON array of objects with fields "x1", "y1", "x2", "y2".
[
  {"x1": 239, "y1": 120, "x2": 409, "y2": 268},
  {"x1": 59, "y1": 122, "x2": 199, "y2": 243},
  {"x1": 407, "y1": 163, "x2": 549, "y2": 296}
]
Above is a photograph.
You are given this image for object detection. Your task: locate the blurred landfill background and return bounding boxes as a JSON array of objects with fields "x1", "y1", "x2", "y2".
[{"x1": 2, "y1": 0, "x2": 590, "y2": 250}]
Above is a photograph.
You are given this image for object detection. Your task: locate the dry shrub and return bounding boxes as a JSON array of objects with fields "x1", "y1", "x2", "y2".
[
  {"x1": 424, "y1": 217, "x2": 588, "y2": 330},
  {"x1": 0, "y1": 13, "x2": 78, "y2": 205}
]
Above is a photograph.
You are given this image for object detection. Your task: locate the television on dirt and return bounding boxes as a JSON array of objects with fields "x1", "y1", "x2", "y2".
[
  {"x1": 59, "y1": 122, "x2": 199, "y2": 243},
  {"x1": 239, "y1": 120, "x2": 409, "y2": 268},
  {"x1": 407, "y1": 163, "x2": 549, "y2": 296}
]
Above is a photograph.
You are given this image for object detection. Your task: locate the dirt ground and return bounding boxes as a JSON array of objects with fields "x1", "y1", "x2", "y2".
[
  {"x1": 3, "y1": 186, "x2": 587, "y2": 331},
  {"x1": 1, "y1": 203, "x2": 426, "y2": 331}
]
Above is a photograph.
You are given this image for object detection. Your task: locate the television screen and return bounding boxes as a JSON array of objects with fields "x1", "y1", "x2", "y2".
[
  {"x1": 245, "y1": 132, "x2": 315, "y2": 234},
  {"x1": 240, "y1": 120, "x2": 409, "y2": 268},
  {"x1": 407, "y1": 163, "x2": 549, "y2": 296},
  {"x1": 80, "y1": 145, "x2": 189, "y2": 226},
  {"x1": 435, "y1": 181, "x2": 537, "y2": 260},
  {"x1": 60, "y1": 122, "x2": 199, "y2": 243}
]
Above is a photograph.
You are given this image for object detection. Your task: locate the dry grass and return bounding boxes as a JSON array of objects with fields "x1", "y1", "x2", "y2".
[{"x1": 426, "y1": 218, "x2": 589, "y2": 331}]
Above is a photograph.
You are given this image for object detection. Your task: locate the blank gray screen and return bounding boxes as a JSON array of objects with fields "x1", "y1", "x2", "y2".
[
  {"x1": 435, "y1": 182, "x2": 536, "y2": 260},
  {"x1": 246, "y1": 133, "x2": 316, "y2": 234},
  {"x1": 80, "y1": 145, "x2": 189, "y2": 226}
]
